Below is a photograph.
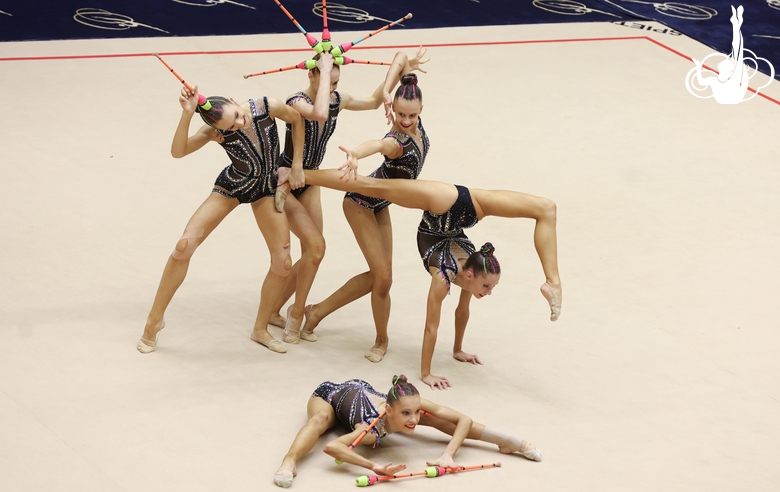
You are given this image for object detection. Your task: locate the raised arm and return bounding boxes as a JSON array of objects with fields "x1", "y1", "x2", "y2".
[
  {"x1": 420, "y1": 398, "x2": 473, "y2": 468},
  {"x1": 268, "y1": 97, "x2": 305, "y2": 188},
  {"x1": 420, "y1": 274, "x2": 450, "y2": 390},
  {"x1": 323, "y1": 427, "x2": 407, "y2": 475},
  {"x1": 290, "y1": 53, "x2": 334, "y2": 122},
  {"x1": 171, "y1": 85, "x2": 221, "y2": 158},
  {"x1": 340, "y1": 47, "x2": 429, "y2": 113}
]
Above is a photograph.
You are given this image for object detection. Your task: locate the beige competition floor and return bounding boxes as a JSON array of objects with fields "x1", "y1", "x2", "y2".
[{"x1": 1, "y1": 21, "x2": 779, "y2": 492}]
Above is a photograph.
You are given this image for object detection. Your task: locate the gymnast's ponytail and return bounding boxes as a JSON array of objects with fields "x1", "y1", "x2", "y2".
[
  {"x1": 387, "y1": 375, "x2": 420, "y2": 406},
  {"x1": 394, "y1": 73, "x2": 422, "y2": 103},
  {"x1": 464, "y1": 242, "x2": 501, "y2": 277},
  {"x1": 195, "y1": 96, "x2": 231, "y2": 127}
]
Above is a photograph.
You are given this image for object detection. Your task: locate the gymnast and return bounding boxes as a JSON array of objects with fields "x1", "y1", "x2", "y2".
[
  {"x1": 270, "y1": 48, "x2": 429, "y2": 345},
  {"x1": 136, "y1": 84, "x2": 304, "y2": 355},
  {"x1": 290, "y1": 55, "x2": 429, "y2": 363},
  {"x1": 300, "y1": 169, "x2": 562, "y2": 389},
  {"x1": 272, "y1": 375, "x2": 541, "y2": 488}
]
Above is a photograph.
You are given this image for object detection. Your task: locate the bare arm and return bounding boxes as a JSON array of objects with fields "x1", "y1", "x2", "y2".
[
  {"x1": 268, "y1": 97, "x2": 305, "y2": 188},
  {"x1": 323, "y1": 428, "x2": 407, "y2": 475},
  {"x1": 420, "y1": 399, "x2": 473, "y2": 467},
  {"x1": 421, "y1": 273, "x2": 450, "y2": 390},
  {"x1": 341, "y1": 47, "x2": 429, "y2": 113},
  {"x1": 292, "y1": 53, "x2": 334, "y2": 122},
  {"x1": 452, "y1": 289, "x2": 482, "y2": 364},
  {"x1": 171, "y1": 85, "x2": 221, "y2": 158},
  {"x1": 338, "y1": 137, "x2": 402, "y2": 181}
]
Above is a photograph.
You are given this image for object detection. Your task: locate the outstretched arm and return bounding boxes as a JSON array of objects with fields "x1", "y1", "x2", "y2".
[
  {"x1": 421, "y1": 273, "x2": 451, "y2": 390},
  {"x1": 323, "y1": 428, "x2": 407, "y2": 475},
  {"x1": 337, "y1": 137, "x2": 401, "y2": 181},
  {"x1": 171, "y1": 85, "x2": 221, "y2": 158},
  {"x1": 420, "y1": 399, "x2": 473, "y2": 468},
  {"x1": 268, "y1": 97, "x2": 305, "y2": 189}
]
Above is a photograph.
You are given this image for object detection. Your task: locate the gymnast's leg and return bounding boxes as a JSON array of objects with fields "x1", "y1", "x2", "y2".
[
  {"x1": 419, "y1": 413, "x2": 542, "y2": 461},
  {"x1": 304, "y1": 170, "x2": 458, "y2": 214},
  {"x1": 138, "y1": 191, "x2": 239, "y2": 353},
  {"x1": 470, "y1": 189, "x2": 561, "y2": 321},
  {"x1": 249, "y1": 196, "x2": 292, "y2": 353},
  {"x1": 274, "y1": 396, "x2": 337, "y2": 488}
]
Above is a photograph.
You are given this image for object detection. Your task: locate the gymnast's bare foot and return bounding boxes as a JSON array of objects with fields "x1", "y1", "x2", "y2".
[
  {"x1": 269, "y1": 312, "x2": 286, "y2": 329},
  {"x1": 540, "y1": 281, "x2": 562, "y2": 321},
  {"x1": 273, "y1": 458, "x2": 297, "y2": 488}
]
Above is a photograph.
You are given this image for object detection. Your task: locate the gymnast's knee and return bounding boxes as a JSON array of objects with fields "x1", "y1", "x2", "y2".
[
  {"x1": 271, "y1": 243, "x2": 292, "y2": 277},
  {"x1": 171, "y1": 226, "x2": 204, "y2": 260},
  {"x1": 308, "y1": 236, "x2": 326, "y2": 265},
  {"x1": 372, "y1": 270, "x2": 393, "y2": 296},
  {"x1": 540, "y1": 198, "x2": 557, "y2": 221}
]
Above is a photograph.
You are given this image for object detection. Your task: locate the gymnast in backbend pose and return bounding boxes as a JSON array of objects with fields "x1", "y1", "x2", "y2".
[
  {"x1": 269, "y1": 49, "x2": 429, "y2": 345},
  {"x1": 292, "y1": 57, "x2": 430, "y2": 363},
  {"x1": 136, "y1": 84, "x2": 304, "y2": 355},
  {"x1": 272, "y1": 375, "x2": 541, "y2": 488},
  {"x1": 301, "y1": 169, "x2": 562, "y2": 389}
]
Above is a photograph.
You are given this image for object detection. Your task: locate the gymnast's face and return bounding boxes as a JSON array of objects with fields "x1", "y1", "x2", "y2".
[
  {"x1": 393, "y1": 98, "x2": 422, "y2": 132},
  {"x1": 213, "y1": 102, "x2": 248, "y2": 131},
  {"x1": 310, "y1": 66, "x2": 340, "y2": 94},
  {"x1": 465, "y1": 271, "x2": 500, "y2": 299},
  {"x1": 386, "y1": 395, "x2": 421, "y2": 435}
]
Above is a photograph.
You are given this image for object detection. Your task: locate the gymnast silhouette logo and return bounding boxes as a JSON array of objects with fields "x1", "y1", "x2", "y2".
[
  {"x1": 73, "y1": 8, "x2": 170, "y2": 34},
  {"x1": 312, "y1": 2, "x2": 403, "y2": 25},
  {"x1": 685, "y1": 5, "x2": 774, "y2": 104},
  {"x1": 534, "y1": 0, "x2": 716, "y2": 19},
  {"x1": 172, "y1": 0, "x2": 255, "y2": 9}
]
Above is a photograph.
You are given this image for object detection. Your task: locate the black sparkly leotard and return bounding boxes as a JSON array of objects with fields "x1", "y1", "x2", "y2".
[
  {"x1": 212, "y1": 97, "x2": 279, "y2": 204},
  {"x1": 417, "y1": 185, "x2": 480, "y2": 290},
  {"x1": 278, "y1": 91, "x2": 341, "y2": 198},
  {"x1": 345, "y1": 119, "x2": 430, "y2": 214},
  {"x1": 312, "y1": 379, "x2": 388, "y2": 444}
]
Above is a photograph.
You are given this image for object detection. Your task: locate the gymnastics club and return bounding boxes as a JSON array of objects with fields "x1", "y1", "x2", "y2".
[
  {"x1": 153, "y1": 53, "x2": 209, "y2": 107},
  {"x1": 243, "y1": 60, "x2": 317, "y2": 79},
  {"x1": 321, "y1": 0, "x2": 331, "y2": 52},
  {"x1": 272, "y1": 0, "x2": 323, "y2": 53},
  {"x1": 356, "y1": 462, "x2": 502, "y2": 487},
  {"x1": 335, "y1": 410, "x2": 387, "y2": 465},
  {"x1": 330, "y1": 13, "x2": 413, "y2": 56},
  {"x1": 334, "y1": 57, "x2": 390, "y2": 67}
]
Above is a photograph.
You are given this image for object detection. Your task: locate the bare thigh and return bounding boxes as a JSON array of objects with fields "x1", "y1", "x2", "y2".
[
  {"x1": 297, "y1": 185, "x2": 324, "y2": 233},
  {"x1": 344, "y1": 200, "x2": 393, "y2": 275},
  {"x1": 470, "y1": 188, "x2": 551, "y2": 221},
  {"x1": 307, "y1": 396, "x2": 337, "y2": 428},
  {"x1": 250, "y1": 196, "x2": 291, "y2": 253}
]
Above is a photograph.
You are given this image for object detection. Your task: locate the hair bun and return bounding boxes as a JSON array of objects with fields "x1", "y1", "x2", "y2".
[
  {"x1": 391, "y1": 374, "x2": 408, "y2": 385},
  {"x1": 480, "y1": 242, "x2": 495, "y2": 257},
  {"x1": 400, "y1": 73, "x2": 418, "y2": 86}
]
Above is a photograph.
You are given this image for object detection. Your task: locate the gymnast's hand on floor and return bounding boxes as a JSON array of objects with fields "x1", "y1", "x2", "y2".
[
  {"x1": 453, "y1": 350, "x2": 483, "y2": 365},
  {"x1": 372, "y1": 462, "x2": 406, "y2": 476},
  {"x1": 422, "y1": 374, "x2": 451, "y2": 390}
]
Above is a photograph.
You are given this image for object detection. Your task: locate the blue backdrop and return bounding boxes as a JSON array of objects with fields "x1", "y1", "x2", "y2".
[{"x1": 0, "y1": 1, "x2": 776, "y2": 79}]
